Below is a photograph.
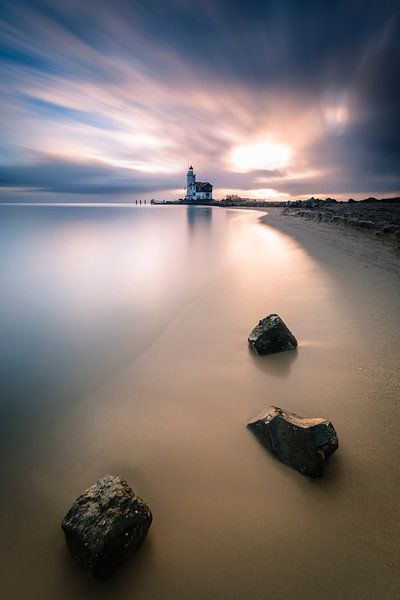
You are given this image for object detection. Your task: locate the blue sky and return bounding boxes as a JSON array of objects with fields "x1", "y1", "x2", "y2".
[{"x1": 0, "y1": 0, "x2": 399, "y2": 201}]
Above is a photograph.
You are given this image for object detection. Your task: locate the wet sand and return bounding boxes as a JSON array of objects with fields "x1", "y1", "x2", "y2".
[
  {"x1": 1, "y1": 205, "x2": 399, "y2": 599},
  {"x1": 264, "y1": 206, "x2": 400, "y2": 273}
]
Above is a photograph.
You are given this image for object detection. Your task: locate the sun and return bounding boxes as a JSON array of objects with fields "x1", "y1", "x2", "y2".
[{"x1": 231, "y1": 141, "x2": 291, "y2": 172}]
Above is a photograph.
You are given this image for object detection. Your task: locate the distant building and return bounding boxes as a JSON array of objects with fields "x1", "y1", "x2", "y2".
[{"x1": 185, "y1": 165, "x2": 213, "y2": 201}]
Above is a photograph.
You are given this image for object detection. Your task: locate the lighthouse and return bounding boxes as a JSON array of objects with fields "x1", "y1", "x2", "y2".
[
  {"x1": 185, "y1": 165, "x2": 213, "y2": 201},
  {"x1": 186, "y1": 165, "x2": 196, "y2": 198}
]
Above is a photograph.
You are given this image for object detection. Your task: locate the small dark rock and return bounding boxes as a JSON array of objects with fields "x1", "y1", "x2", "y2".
[
  {"x1": 62, "y1": 475, "x2": 152, "y2": 579},
  {"x1": 248, "y1": 314, "x2": 298, "y2": 355},
  {"x1": 247, "y1": 406, "x2": 338, "y2": 477}
]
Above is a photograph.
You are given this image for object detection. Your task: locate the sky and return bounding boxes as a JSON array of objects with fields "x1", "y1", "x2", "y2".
[{"x1": 0, "y1": 0, "x2": 399, "y2": 202}]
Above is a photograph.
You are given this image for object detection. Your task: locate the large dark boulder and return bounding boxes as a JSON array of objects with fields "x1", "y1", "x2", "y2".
[
  {"x1": 247, "y1": 406, "x2": 338, "y2": 477},
  {"x1": 248, "y1": 314, "x2": 298, "y2": 355},
  {"x1": 62, "y1": 475, "x2": 152, "y2": 579}
]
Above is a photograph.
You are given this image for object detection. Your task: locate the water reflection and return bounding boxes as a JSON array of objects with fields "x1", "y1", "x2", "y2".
[
  {"x1": 248, "y1": 346, "x2": 298, "y2": 377},
  {"x1": 186, "y1": 205, "x2": 213, "y2": 230}
]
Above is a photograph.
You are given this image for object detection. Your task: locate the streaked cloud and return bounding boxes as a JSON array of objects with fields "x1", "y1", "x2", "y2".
[{"x1": 0, "y1": 0, "x2": 399, "y2": 201}]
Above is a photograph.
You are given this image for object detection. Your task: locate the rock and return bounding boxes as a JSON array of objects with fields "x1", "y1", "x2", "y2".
[
  {"x1": 247, "y1": 406, "x2": 338, "y2": 477},
  {"x1": 62, "y1": 475, "x2": 152, "y2": 579},
  {"x1": 248, "y1": 314, "x2": 298, "y2": 355},
  {"x1": 284, "y1": 200, "x2": 400, "y2": 244}
]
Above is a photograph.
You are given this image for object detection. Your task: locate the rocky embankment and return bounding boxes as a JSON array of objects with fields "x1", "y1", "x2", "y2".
[{"x1": 284, "y1": 201, "x2": 400, "y2": 246}]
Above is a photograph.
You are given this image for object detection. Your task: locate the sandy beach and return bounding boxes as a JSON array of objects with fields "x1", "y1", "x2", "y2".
[
  {"x1": 1, "y1": 204, "x2": 399, "y2": 599},
  {"x1": 260, "y1": 206, "x2": 400, "y2": 275}
]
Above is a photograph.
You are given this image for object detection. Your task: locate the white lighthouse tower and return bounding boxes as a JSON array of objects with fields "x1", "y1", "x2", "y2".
[
  {"x1": 185, "y1": 165, "x2": 213, "y2": 201},
  {"x1": 186, "y1": 165, "x2": 196, "y2": 200}
]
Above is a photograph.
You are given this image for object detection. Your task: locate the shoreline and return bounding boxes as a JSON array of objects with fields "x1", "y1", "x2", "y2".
[
  {"x1": 182, "y1": 201, "x2": 400, "y2": 265},
  {"x1": 237, "y1": 205, "x2": 400, "y2": 277}
]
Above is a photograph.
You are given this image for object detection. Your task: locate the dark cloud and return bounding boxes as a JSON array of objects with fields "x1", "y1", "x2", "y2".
[
  {"x1": 0, "y1": 156, "x2": 178, "y2": 195},
  {"x1": 96, "y1": 0, "x2": 399, "y2": 91}
]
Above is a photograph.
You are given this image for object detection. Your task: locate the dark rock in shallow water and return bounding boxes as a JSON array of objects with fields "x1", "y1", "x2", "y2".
[
  {"x1": 247, "y1": 406, "x2": 338, "y2": 477},
  {"x1": 248, "y1": 314, "x2": 298, "y2": 355},
  {"x1": 62, "y1": 475, "x2": 152, "y2": 579}
]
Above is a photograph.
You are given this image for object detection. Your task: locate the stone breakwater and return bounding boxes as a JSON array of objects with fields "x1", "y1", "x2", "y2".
[{"x1": 284, "y1": 202, "x2": 400, "y2": 246}]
